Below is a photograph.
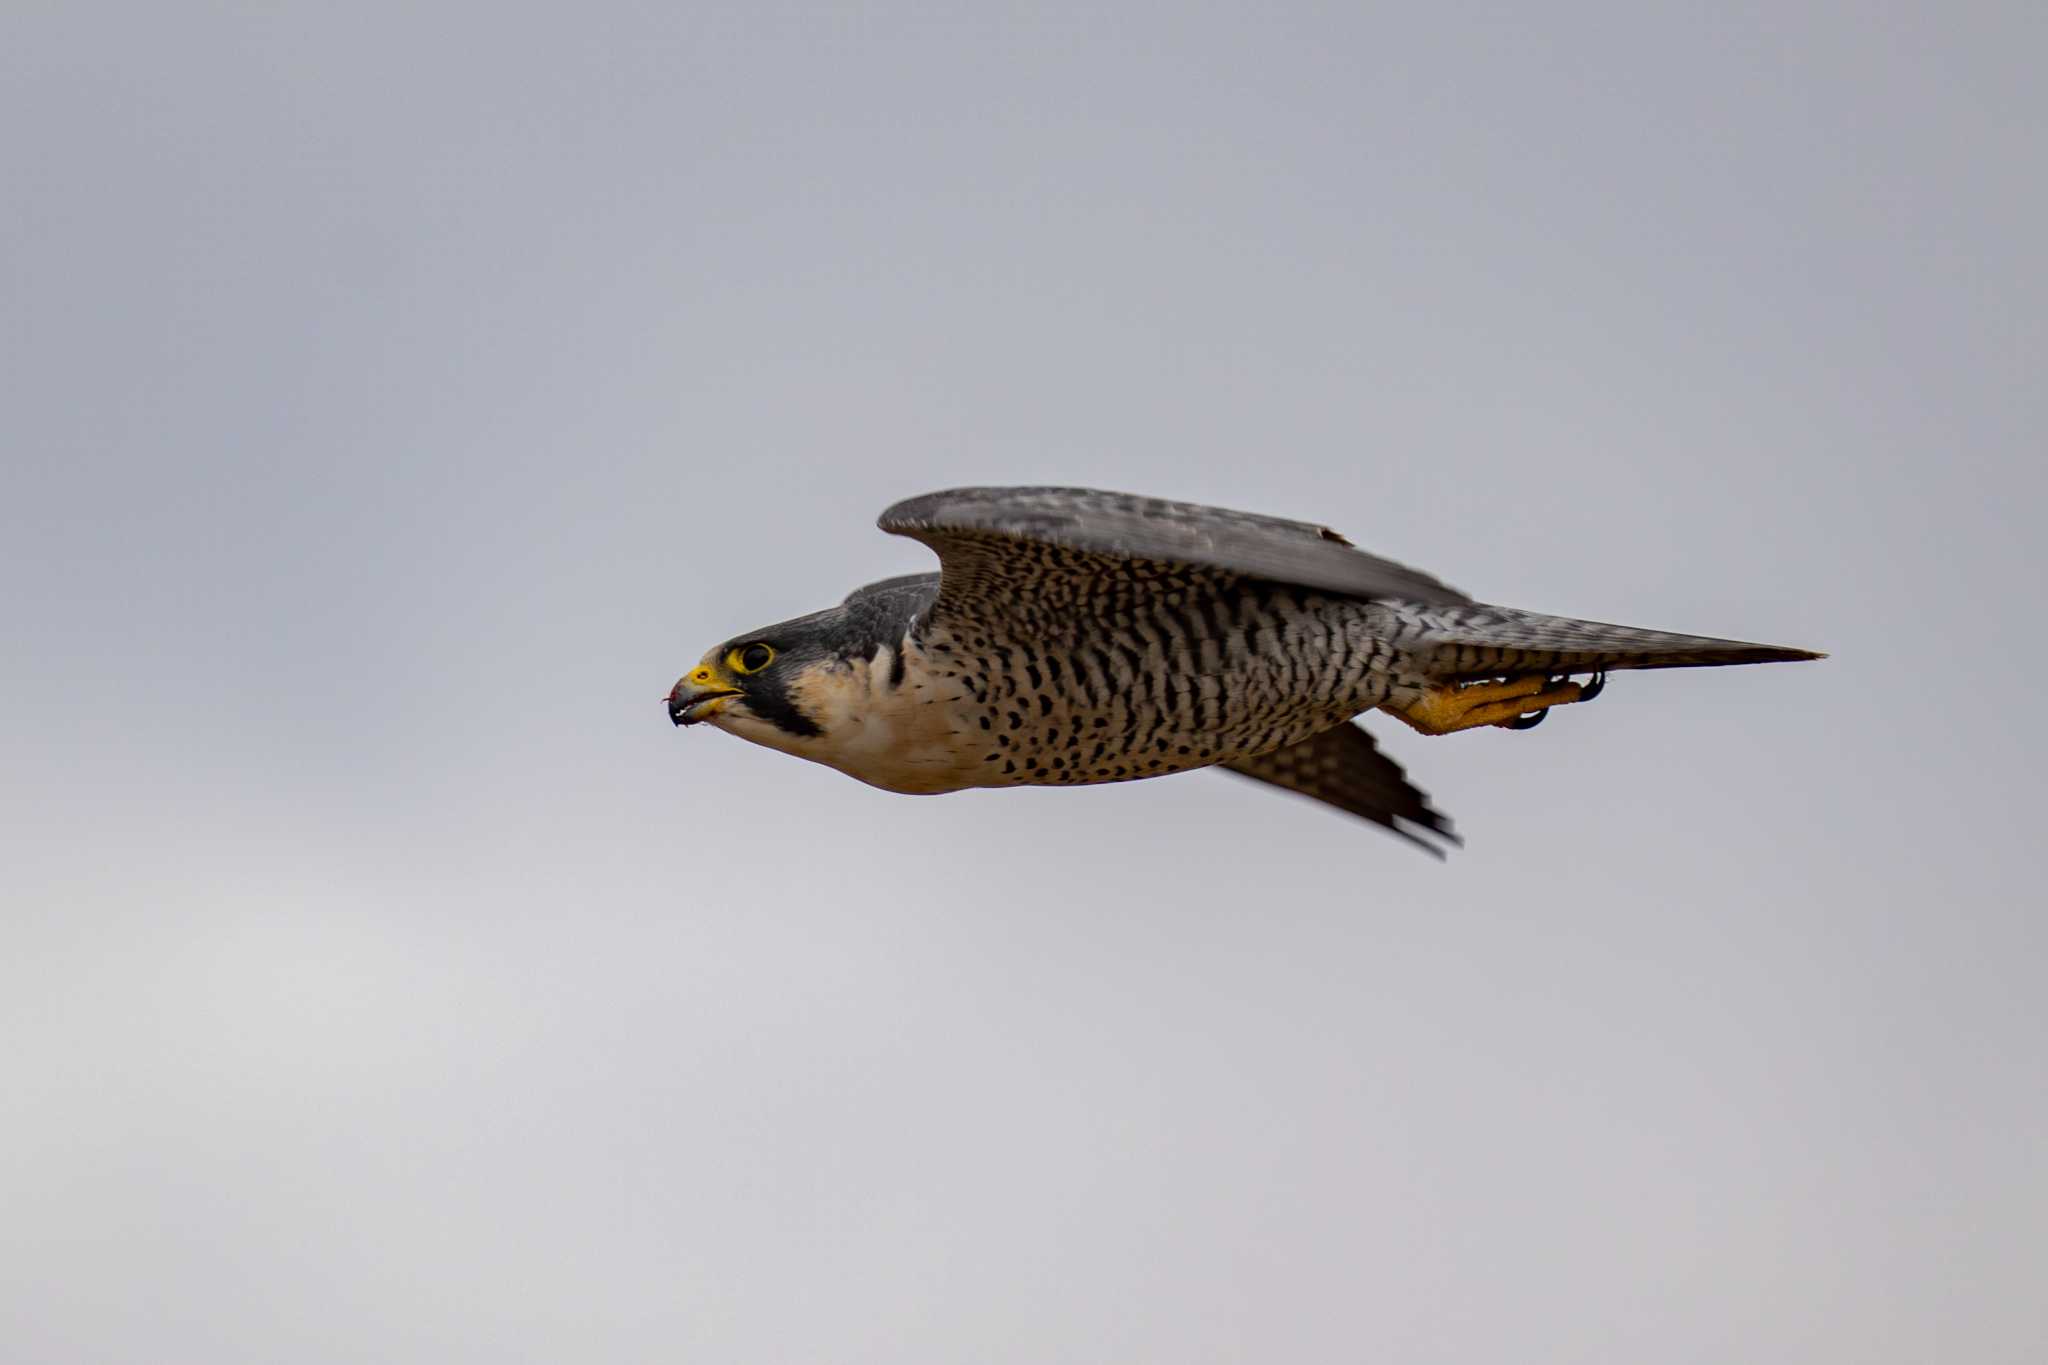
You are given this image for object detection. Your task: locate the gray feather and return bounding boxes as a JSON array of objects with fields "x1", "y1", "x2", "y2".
[
  {"x1": 879, "y1": 486, "x2": 1473, "y2": 607},
  {"x1": 1425, "y1": 605, "x2": 1823, "y2": 677},
  {"x1": 1221, "y1": 721, "x2": 1459, "y2": 857},
  {"x1": 843, "y1": 573, "x2": 941, "y2": 607}
]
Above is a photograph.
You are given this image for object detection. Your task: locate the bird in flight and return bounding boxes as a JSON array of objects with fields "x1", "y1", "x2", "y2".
[{"x1": 667, "y1": 487, "x2": 1820, "y2": 854}]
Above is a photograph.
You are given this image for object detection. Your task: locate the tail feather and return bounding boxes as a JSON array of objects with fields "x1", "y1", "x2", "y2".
[{"x1": 1423, "y1": 605, "x2": 1824, "y2": 679}]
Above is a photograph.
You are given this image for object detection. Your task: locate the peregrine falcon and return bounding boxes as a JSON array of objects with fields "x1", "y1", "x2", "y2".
[{"x1": 667, "y1": 487, "x2": 1821, "y2": 854}]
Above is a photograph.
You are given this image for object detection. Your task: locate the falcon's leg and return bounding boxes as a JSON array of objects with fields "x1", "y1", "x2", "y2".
[{"x1": 1386, "y1": 672, "x2": 1605, "y2": 737}]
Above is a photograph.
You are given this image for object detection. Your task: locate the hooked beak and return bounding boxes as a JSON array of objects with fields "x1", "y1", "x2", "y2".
[{"x1": 668, "y1": 671, "x2": 740, "y2": 727}]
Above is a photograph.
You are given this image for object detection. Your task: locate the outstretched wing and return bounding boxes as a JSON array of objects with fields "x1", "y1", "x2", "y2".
[
  {"x1": 877, "y1": 487, "x2": 1472, "y2": 624},
  {"x1": 1220, "y1": 722, "x2": 1459, "y2": 857}
]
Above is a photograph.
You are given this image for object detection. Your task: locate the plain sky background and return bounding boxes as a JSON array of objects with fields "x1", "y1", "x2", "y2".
[{"x1": 4, "y1": 3, "x2": 2043, "y2": 1361}]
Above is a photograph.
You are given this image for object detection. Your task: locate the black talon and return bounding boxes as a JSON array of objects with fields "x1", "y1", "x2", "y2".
[
  {"x1": 1579, "y1": 671, "x2": 1607, "y2": 702},
  {"x1": 1503, "y1": 709, "x2": 1548, "y2": 730}
]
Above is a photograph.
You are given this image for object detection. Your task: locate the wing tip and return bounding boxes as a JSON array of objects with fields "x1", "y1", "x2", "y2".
[{"x1": 1392, "y1": 814, "x2": 1462, "y2": 860}]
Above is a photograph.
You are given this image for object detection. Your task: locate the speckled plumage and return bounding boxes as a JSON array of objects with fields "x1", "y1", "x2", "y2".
[{"x1": 669, "y1": 487, "x2": 1821, "y2": 853}]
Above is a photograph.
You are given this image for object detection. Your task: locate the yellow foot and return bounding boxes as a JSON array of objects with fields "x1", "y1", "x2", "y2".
[{"x1": 1386, "y1": 674, "x2": 1599, "y2": 737}]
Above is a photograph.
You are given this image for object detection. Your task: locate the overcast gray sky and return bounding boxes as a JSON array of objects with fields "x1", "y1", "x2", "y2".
[{"x1": 4, "y1": 3, "x2": 2044, "y2": 1362}]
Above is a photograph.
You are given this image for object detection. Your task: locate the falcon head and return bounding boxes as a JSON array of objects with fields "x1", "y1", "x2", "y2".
[
  {"x1": 667, "y1": 614, "x2": 834, "y2": 746},
  {"x1": 667, "y1": 575, "x2": 938, "y2": 765}
]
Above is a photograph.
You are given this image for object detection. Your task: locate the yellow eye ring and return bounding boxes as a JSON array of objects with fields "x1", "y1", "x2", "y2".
[{"x1": 729, "y1": 642, "x2": 775, "y2": 674}]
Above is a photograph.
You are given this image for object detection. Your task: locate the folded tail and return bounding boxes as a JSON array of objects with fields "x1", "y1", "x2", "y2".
[{"x1": 1421, "y1": 604, "x2": 1824, "y2": 679}]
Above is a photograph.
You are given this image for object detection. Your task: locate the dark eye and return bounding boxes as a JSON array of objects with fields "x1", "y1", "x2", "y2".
[{"x1": 734, "y1": 643, "x2": 775, "y2": 673}]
